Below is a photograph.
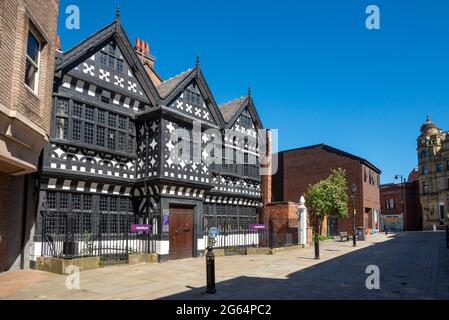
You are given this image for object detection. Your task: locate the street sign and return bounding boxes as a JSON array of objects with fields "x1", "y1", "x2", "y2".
[
  {"x1": 130, "y1": 224, "x2": 151, "y2": 233},
  {"x1": 208, "y1": 227, "x2": 220, "y2": 238},
  {"x1": 249, "y1": 224, "x2": 267, "y2": 230}
]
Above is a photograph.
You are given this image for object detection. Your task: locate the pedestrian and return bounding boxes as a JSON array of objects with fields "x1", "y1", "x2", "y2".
[{"x1": 385, "y1": 224, "x2": 388, "y2": 235}]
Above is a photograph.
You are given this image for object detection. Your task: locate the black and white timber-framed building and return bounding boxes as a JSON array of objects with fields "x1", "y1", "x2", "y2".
[{"x1": 33, "y1": 13, "x2": 266, "y2": 263}]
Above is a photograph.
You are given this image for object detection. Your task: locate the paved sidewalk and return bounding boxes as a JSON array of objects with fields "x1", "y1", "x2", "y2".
[{"x1": 1, "y1": 232, "x2": 448, "y2": 300}]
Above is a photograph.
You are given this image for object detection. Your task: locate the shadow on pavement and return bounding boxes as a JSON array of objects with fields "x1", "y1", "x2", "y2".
[{"x1": 159, "y1": 232, "x2": 449, "y2": 300}]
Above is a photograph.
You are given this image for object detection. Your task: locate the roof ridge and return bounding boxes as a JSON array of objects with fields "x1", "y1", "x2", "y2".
[
  {"x1": 219, "y1": 96, "x2": 247, "y2": 108},
  {"x1": 158, "y1": 68, "x2": 193, "y2": 85}
]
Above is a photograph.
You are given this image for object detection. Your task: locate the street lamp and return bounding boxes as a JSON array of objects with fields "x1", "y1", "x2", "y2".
[
  {"x1": 351, "y1": 183, "x2": 357, "y2": 247},
  {"x1": 395, "y1": 175, "x2": 406, "y2": 231}
]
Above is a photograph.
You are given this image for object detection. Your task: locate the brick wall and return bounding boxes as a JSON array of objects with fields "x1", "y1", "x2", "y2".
[
  {"x1": 3, "y1": 0, "x2": 59, "y2": 133},
  {"x1": 380, "y1": 182, "x2": 422, "y2": 231},
  {"x1": 272, "y1": 146, "x2": 381, "y2": 234},
  {"x1": 0, "y1": 0, "x2": 59, "y2": 272},
  {"x1": 0, "y1": 173, "x2": 12, "y2": 271}
]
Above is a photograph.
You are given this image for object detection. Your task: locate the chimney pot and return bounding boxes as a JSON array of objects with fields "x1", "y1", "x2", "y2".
[{"x1": 56, "y1": 35, "x2": 62, "y2": 51}]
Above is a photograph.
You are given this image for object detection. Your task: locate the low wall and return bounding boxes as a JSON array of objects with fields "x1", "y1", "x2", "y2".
[{"x1": 36, "y1": 256, "x2": 101, "y2": 275}]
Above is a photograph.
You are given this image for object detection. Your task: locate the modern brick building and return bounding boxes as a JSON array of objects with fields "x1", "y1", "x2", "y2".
[
  {"x1": 417, "y1": 117, "x2": 449, "y2": 230},
  {"x1": 0, "y1": 0, "x2": 59, "y2": 272},
  {"x1": 380, "y1": 169, "x2": 422, "y2": 231},
  {"x1": 271, "y1": 144, "x2": 382, "y2": 236}
]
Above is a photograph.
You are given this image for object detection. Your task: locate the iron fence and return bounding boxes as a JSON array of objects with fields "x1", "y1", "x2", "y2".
[
  {"x1": 203, "y1": 218, "x2": 300, "y2": 255},
  {"x1": 39, "y1": 207, "x2": 158, "y2": 264}
]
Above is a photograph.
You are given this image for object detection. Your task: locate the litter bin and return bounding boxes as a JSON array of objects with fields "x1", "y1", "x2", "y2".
[{"x1": 357, "y1": 227, "x2": 366, "y2": 241}]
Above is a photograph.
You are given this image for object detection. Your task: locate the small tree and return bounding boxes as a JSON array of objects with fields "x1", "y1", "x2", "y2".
[{"x1": 305, "y1": 168, "x2": 349, "y2": 259}]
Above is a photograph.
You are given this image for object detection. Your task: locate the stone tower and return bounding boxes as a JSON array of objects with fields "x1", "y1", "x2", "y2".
[{"x1": 417, "y1": 116, "x2": 449, "y2": 230}]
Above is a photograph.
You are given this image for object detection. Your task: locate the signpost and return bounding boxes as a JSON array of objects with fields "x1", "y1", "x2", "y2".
[{"x1": 206, "y1": 227, "x2": 219, "y2": 294}]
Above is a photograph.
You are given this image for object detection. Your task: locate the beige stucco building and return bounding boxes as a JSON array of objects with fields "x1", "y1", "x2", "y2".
[
  {"x1": 417, "y1": 117, "x2": 449, "y2": 230},
  {"x1": 0, "y1": 0, "x2": 59, "y2": 272}
]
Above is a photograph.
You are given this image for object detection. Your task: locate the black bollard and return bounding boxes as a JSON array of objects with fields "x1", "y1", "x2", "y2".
[
  {"x1": 314, "y1": 238, "x2": 320, "y2": 260},
  {"x1": 385, "y1": 225, "x2": 388, "y2": 236},
  {"x1": 446, "y1": 226, "x2": 449, "y2": 249},
  {"x1": 353, "y1": 228, "x2": 357, "y2": 247},
  {"x1": 206, "y1": 246, "x2": 216, "y2": 294}
]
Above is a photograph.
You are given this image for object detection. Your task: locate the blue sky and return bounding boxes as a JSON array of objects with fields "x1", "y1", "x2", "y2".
[{"x1": 57, "y1": 0, "x2": 449, "y2": 184}]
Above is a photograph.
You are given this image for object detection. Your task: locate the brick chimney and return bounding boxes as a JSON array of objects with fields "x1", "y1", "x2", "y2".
[
  {"x1": 261, "y1": 129, "x2": 273, "y2": 206},
  {"x1": 134, "y1": 38, "x2": 161, "y2": 86},
  {"x1": 56, "y1": 35, "x2": 62, "y2": 52}
]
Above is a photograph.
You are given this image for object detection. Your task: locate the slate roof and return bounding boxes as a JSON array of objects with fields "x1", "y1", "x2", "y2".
[
  {"x1": 280, "y1": 144, "x2": 382, "y2": 174},
  {"x1": 218, "y1": 96, "x2": 248, "y2": 123},
  {"x1": 156, "y1": 69, "x2": 194, "y2": 99}
]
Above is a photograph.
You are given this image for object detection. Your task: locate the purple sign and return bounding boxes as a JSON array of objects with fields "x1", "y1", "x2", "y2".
[
  {"x1": 130, "y1": 224, "x2": 151, "y2": 233},
  {"x1": 249, "y1": 224, "x2": 267, "y2": 231}
]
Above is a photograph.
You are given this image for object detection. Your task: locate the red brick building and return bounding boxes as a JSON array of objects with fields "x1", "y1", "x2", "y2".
[
  {"x1": 270, "y1": 144, "x2": 382, "y2": 236},
  {"x1": 380, "y1": 169, "x2": 422, "y2": 231},
  {"x1": 0, "y1": 0, "x2": 59, "y2": 272}
]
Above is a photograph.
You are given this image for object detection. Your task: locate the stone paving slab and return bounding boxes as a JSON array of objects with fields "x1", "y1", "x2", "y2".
[{"x1": 1, "y1": 232, "x2": 448, "y2": 300}]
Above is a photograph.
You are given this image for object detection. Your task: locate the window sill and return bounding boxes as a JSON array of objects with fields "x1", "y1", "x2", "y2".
[{"x1": 24, "y1": 84, "x2": 40, "y2": 100}]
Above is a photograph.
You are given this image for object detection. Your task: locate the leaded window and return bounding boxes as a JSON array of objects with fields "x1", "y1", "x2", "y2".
[
  {"x1": 57, "y1": 99, "x2": 69, "y2": 116},
  {"x1": 118, "y1": 132, "x2": 126, "y2": 151},
  {"x1": 108, "y1": 130, "x2": 116, "y2": 149},
  {"x1": 97, "y1": 126, "x2": 105, "y2": 147},
  {"x1": 108, "y1": 114, "x2": 116, "y2": 127},
  {"x1": 100, "y1": 196, "x2": 108, "y2": 212},
  {"x1": 83, "y1": 195, "x2": 91, "y2": 211},
  {"x1": 98, "y1": 109, "x2": 106, "y2": 124},
  {"x1": 120, "y1": 198, "x2": 128, "y2": 212},
  {"x1": 60, "y1": 193, "x2": 69, "y2": 209},
  {"x1": 117, "y1": 60, "x2": 123, "y2": 73},
  {"x1": 72, "y1": 194, "x2": 81, "y2": 210},
  {"x1": 100, "y1": 52, "x2": 108, "y2": 66},
  {"x1": 110, "y1": 197, "x2": 118, "y2": 212},
  {"x1": 84, "y1": 123, "x2": 94, "y2": 144},
  {"x1": 56, "y1": 117, "x2": 68, "y2": 140},
  {"x1": 72, "y1": 120, "x2": 81, "y2": 141},
  {"x1": 85, "y1": 106, "x2": 95, "y2": 121},
  {"x1": 119, "y1": 115, "x2": 127, "y2": 130},
  {"x1": 73, "y1": 102, "x2": 83, "y2": 118},
  {"x1": 46, "y1": 192, "x2": 56, "y2": 209}
]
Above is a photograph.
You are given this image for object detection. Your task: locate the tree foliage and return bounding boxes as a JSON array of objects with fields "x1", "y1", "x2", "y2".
[{"x1": 305, "y1": 168, "x2": 349, "y2": 220}]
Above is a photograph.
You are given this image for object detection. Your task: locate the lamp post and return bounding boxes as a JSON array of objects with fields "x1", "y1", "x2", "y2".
[
  {"x1": 351, "y1": 183, "x2": 357, "y2": 247},
  {"x1": 395, "y1": 175, "x2": 406, "y2": 231}
]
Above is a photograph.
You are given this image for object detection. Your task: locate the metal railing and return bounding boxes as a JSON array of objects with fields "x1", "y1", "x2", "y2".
[
  {"x1": 203, "y1": 218, "x2": 300, "y2": 255},
  {"x1": 39, "y1": 208, "x2": 158, "y2": 263}
]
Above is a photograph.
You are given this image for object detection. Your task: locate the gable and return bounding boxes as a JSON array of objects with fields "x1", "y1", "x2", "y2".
[
  {"x1": 167, "y1": 81, "x2": 218, "y2": 125},
  {"x1": 68, "y1": 41, "x2": 148, "y2": 102},
  {"x1": 55, "y1": 20, "x2": 159, "y2": 107}
]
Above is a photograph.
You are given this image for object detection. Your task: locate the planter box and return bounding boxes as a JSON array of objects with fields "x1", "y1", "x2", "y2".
[
  {"x1": 36, "y1": 256, "x2": 101, "y2": 275},
  {"x1": 213, "y1": 249, "x2": 225, "y2": 257},
  {"x1": 247, "y1": 247, "x2": 271, "y2": 256},
  {"x1": 271, "y1": 245, "x2": 305, "y2": 255},
  {"x1": 128, "y1": 253, "x2": 158, "y2": 265}
]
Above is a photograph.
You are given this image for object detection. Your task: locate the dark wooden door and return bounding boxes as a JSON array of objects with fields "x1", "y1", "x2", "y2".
[{"x1": 169, "y1": 206, "x2": 194, "y2": 260}]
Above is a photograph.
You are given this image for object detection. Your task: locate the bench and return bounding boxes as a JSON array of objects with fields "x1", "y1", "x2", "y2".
[{"x1": 340, "y1": 232, "x2": 349, "y2": 242}]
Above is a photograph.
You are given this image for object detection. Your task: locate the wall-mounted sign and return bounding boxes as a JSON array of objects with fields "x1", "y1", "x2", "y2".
[
  {"x1": 162, "y1": 209, "x2": 170, "y2": 233},
  {"x1": 208, "y1": 227, "x2": 220, "y2": 238},
  {"x1": 249, "y1": 224, "x2": 267, "y2": 230},
  {"x1": 130, "y1": 224, "x2": 151, "y2": 233}
]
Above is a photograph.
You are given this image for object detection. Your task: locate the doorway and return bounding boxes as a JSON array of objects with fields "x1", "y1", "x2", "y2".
[{"x1": 169, "y1": 206, "x2": 194, "y2": 260}]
